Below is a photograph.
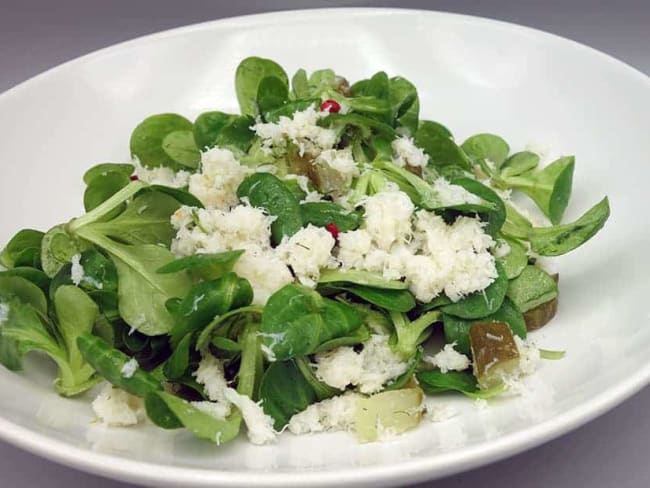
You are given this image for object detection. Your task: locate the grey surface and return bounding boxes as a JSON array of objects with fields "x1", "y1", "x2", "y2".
[{"x1": 1, "y1": 0, "x2": 648, "y2": 486}]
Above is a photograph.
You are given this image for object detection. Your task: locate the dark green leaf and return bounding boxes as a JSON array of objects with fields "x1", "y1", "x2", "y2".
[
  {"x1": 84, "y1": 191, "x2": 181, "y2": 247},
  {"x1": 300, "y1": 202, "x2": 362, "y2": 232},
  {"x1": 162, "y1": 130, "x2": 200, "y2": 168},
  {"x1": 499, "y1": 156, "x2": 575, "y2": 224},
  {"x1": 75, "y1": 229, "x2": 192, "y2": 335},
  {"x1": 260, "y1": 284, "x2": 362, "y2": 361},
  {"x1": 258, "y1": 76, "x2": 290, "y2": 117},
  {"x1": 415, "y1": 122, "x2": 470, "y2": 170},
  {"x1": 325, "y1": 284, "x2": 416, "y2": 312},
  {"x1": 77, "y1": 333, "x2": 162, "y2": 397},
  {"x1": 157, "y1": 250, "x2": 244, "y2": 280},
  {"x1": 500, "y1": 151, "x2": 539, "y2": 178},
  {"x1": 83, "y1": 163, "x2": 135, "y2": 185},
  {"x1": 0, "y1": 268, "x2": 50, "y2": 292},
  {"x1": 237, "y1": 173, "x2": 302, "y2": 245},
  {"x1": 388, "y1": 76, "x2": 419, "y2": 135},
  {"x1": 83, "y1": 171, "x2": 130, "y2": 213},
  {"x1": 461, "y1": 134, "x2": 510, "y2": 168},
  {"x1": 318, "y1": 269, "x2": 408, "y2": 290},
  {"x1": 169, "y1": 273, "x2": 253, "y2": 347},
  {"x1": 235, "y1": 56, "x2": 288, "y2": 116},
  {"x1": 416, "y1": 369, "x2": 502, "y2": 398},
  {"x1": 528, "y1": 197, "x2": 610, "y2": 256},
  {"x1": 163, "y1": 333, "x2": 191, "y2": 380},
  {"x1": 129, "y1": 113, "x2": 194, "y2": 169},
  {"x1": 506, "y1": 265, "x2": 558, "y2": 313},
  {"x1": 0, "y1": 229, "x2": 44, "y2": 269},
  {"x1": 259, "y1": 360, "x2": 318, "y2": 430}
]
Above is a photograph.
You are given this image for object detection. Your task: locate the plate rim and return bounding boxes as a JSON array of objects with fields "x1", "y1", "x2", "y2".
[{"x1": 1, "y1": 7, "x2": 649, "y2": 487}]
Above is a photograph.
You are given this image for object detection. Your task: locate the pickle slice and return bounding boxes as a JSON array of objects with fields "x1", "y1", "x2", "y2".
[
  {"x1": 355, "y1": 388, "x2": 424, "y2": 443},
  {"x1": 470, "y1": 321, "x2": 520, "y2": 389}
]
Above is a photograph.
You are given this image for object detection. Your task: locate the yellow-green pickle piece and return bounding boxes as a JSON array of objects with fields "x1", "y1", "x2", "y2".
[
  {"x1": 470, "y1": 322, "x2": 520, "y2": 389},
  {"x1": 355, "y1": 388, "x2": 424, "y2": 443}
]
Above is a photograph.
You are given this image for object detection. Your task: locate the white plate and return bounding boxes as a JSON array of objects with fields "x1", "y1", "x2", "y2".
[{"x1": 0, "y1": 8, "x2": 649, "y2": 488}]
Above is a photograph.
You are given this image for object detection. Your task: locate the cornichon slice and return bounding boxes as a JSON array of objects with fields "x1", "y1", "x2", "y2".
[
  {"x1": 469, "y1": 322, "x2": 520, "y2": 389},
  {"x1": 355, "y1": 388, "x2": 424, "y2": 443}
]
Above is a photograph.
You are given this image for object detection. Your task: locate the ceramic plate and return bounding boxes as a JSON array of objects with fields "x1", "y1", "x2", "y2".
[{"x1": 0, "y1": 8, "x2": 649, "y2": 488}]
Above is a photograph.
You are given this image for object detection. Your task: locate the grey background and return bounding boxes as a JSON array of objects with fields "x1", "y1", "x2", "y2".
[{"x1": 1, "y1": 0, "x2": 648, "y2": 486}]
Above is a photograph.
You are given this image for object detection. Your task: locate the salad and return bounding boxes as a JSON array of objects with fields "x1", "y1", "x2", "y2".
[{"x1": 0, "y1": 57, "x2": 610, "y2": 445}]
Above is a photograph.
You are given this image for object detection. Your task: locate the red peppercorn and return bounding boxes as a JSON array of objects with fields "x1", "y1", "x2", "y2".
[
  {"x1": 129, "y1": 174, "x2": 139, "y2": 181},
  {"x1": 325, "y1": 222, "x2": 340, "y2": 240},
  {"x1": 320, "y1": 99, "x2": 341, "y2": 113}
]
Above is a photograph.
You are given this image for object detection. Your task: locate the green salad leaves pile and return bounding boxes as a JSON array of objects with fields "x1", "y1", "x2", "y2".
[{"x1": 0, "y1": 56, "x2": 609, "y2": 445}]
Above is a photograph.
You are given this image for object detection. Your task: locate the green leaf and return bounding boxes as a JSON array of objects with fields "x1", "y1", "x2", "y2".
[
  {"x1": 161, "y1": 130, "x2": 201, "y2": 168},
  {"x1": 41, "y1": 225, "x2": 92, "y2": 278},
  {"x1": 130, "y1": 113, "x2": 194, "y2": 169},
  {"x1": 0, "y1": 275, "x2": 48, "y2": 315},
  {"x1": 388, "y1": 76, "x2": 419, "y2": 135},
  {"x1": 450, "y1": 177, "x2": 506, "y2": 234},
  {"x1": 257, "y1": 76, "x2": 290, "y2": 117},
  {"x1": 52, "y1": 286, "x2": 99, "y2": 394},
  {"x1": 300, "y1": 202, "x2": 362, "y2": 232},
  {"x1": 314, "y1": 323, "x2": 370, "y2": 352},
  {"x1": 235, "y1": 57, "x2": 288, "y2": 116},
  {"x1": 237, "y1": 173, "x2": 302, "y2": 245},
  {"x1": 294, "y1": 356, "x2": 341, "y2": 400},
  {"x1": 290, "y1": 69, "x2": 309, "y2": 99},
  {"x1": 500, "y1": 156, "x2": 575, "y2": 224},
  {"x1": 461, "y1": 134, "x2": 510, "y2": 168},
  {"x1": 324, "y1": 284, "x2": 416, "y2": 312},
  {"x1": 1, "y1": 229, "x2": 44, "y2": 269},
  {"x1": 528, "y1": 197, "x2": 610, "y2": 256},
  {"x1": 0, "y1": 293, "x2": 61, "y2": 371},
  {"x1": 415, "y1": 122, "x2": 470, "y2": 170},
  {"x1": 195, "y1": 306, "x2": 262, "y2": 351},
  {"x1": 416, "y1": 369, "x2": 503, "y2": 399},
  {"x1": 157, "y1": 250, "x2": 244, "y2": 280},
  {"x1": 318, "y1": 269, "x2": 408, "y2": 290},
  {"x1": 83, "y1": 163, "x2": 135, "y2": 185},
  {"x1": 83, "y1": 171, "x2": 130, "y2": 214},
  {"x1": 264, "y1": 99, "x2": 320, "y2": 123},
  {"x1": 365, "y1": 71, "x2": 390, "y2": 100},
  {"x1": 259, "y1": 360, "x2": 318, "y2": 430},
  {"x1": 0, "y1": 268, "x2": 50, "y2": 292},
  {"x1": 145, "y1": 185, "x2": 204, "y2": 208},
  {"x1": 390, "y1": 310, "x2": 441, "y2": 359},
  {"x1": 75, "y1": 229, "x2": 192, "y2": 335},
  {"x1": 163, "y1": 333, "x2": 191, "y2": 380},
  {"x1": 260, "y1": 284, "x2": 362, "y2": 361},
  {"x1": 500, "y1": 151, "x2": 539, "y2": 178},
  {"x1": 84, "y1": 191, "x2": 181, "y2": 247},
  {"x1": 168, "y1": 273, "x2": 253, "y2": 347},
  {"x1": 193, "y1": 111, "x2": 237, "y2": 151},
  {"x1": 506, "y1": 265, "x2": 559, "y2": 313},
  {"x1": 375, "y1": 161, "x2": 497, "y2": 213},
  {"x1": 320, "y1": 113, "x2": 396, "y2": 139},
  {"x1": 443, "y1": 297, "x2": 526, "y2": 355},
  {"x1": 146, "y1": 391, "x2": 242, "y2": 444},
  {"x1": 68, "y1": 181, "x2": 147, "y2": 232},
  {"x1": 77, "y1": 333, "x2": 162, "y2": 397},
  {"x1": 441, "y1": 261, "x2": 508, "y2": 319},
  {"x1": 497, "y1": 238, "x2": 528, "y2": 279}
]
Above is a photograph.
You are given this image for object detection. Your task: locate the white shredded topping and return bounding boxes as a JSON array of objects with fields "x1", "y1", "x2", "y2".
[
  {"x1": 423, "y1": 343, "x2": 471, "y2": 373},
  {"x1": 120, "y1": 358, "x2": 139, "y2": 378},
  {"x1": 0, "y1": 303, "x2": 9, "y2": 325},
  {"x1": 314, "y1": 334, "x2": 408, "y2": 394},
  {"x1": 70, "y1": 254, "x2": 84, "y2": 286}
]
